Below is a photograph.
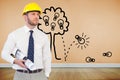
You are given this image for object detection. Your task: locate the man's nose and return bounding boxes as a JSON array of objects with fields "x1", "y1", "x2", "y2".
[{"x1": 34, "y1": 14, "x2": 39, "y2": 19}]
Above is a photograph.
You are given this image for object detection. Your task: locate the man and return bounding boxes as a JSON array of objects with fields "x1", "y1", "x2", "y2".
[{"x1": 1, "y1": 2, "x2": 51, "y2": 80}]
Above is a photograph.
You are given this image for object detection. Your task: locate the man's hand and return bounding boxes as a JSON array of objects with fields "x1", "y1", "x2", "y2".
[{"x1": 14, "y1": 59, "x2": 27, "y2": 68}]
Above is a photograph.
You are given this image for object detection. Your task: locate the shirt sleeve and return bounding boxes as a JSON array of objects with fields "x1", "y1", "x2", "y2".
[
  {"x1": 42, "y1": 36, "x2": 52, "y2": 77},
  {"x1": 1, "y1": 33, "x2": 16, "y2": 64}
]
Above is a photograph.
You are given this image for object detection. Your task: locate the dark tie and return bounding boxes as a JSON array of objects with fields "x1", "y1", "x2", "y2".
[{"x1": 27, "y1": 30, "x2": 34, "y2": 62}]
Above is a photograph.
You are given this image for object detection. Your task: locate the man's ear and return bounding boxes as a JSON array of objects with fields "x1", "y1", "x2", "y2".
[{"x1": 23, "y1": 15, "x2": 27, "y2": 21}]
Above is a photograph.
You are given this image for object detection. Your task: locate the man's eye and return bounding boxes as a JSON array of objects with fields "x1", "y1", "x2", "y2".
[
  {"x1": 32, "y1": 13, "x2": 35, "y2": 15},
  {"x1": 37, "y1": 14, "x2": 40, "y2": 16}
]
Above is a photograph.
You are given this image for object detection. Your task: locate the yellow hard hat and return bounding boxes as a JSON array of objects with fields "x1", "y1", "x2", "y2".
[{"x1": 22, "y1": 2, "x2": 42, "y2": 15}]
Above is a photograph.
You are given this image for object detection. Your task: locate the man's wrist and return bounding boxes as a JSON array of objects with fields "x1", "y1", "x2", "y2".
[{"x1": 13, "y1": 58, "x2": 16, "y2": 64}]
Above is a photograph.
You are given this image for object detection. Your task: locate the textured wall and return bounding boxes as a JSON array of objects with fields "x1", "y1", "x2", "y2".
[{"x1": 0, "y1": 0, "x2": 120, "y2": 63}]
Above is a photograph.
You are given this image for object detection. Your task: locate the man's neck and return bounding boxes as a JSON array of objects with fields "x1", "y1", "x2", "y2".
[{"x1": 26, "y1": 23, "x2": 36, "y2": 29}]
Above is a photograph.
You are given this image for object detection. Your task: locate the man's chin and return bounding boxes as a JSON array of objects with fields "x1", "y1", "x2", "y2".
[{"x1": 30, "y1": 23, "x2": 38, "y2": 26}]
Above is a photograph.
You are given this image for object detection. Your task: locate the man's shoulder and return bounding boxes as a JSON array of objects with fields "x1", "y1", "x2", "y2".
[
  {"x1": 36, "y1": 29, "x2": 48, "y2": 36},
  {"x1": 9, "y1": 26, "x2": 24, "y2": 36},
  {"x1": 13, "y1": 26, "x2": 24, "y2": 33}
]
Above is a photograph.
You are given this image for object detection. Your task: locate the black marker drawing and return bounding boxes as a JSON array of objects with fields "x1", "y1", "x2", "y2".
[
  {"x1": 103, "y1": 51, "x2": 112, "y2": 57},
  {"x1": 75, "y1": 33, "x2": 90, "y2": 49},
  {"x1": 85, "y1": 56, "x2": 95, "y2": 63},
  {"x1": 61, "y1": 33, "x2": 90, "y2": 61},
  {"x1": 61, "y1": 36, "x2": 75, "y2": 61},
  {"x1": 61, "y1": 36, "x2": 67, "y2": 61},
  {"x1": 37, "y1": 6, "x2": 69, "y2": 60},
  {"x1": 43, "y1": 15, "x2": 49, "y2": 26}
]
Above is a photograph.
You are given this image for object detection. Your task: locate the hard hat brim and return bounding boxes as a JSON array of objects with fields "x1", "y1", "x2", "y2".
[{"x1": 23, "y1": 10, "x2": 41, "y2": 15}]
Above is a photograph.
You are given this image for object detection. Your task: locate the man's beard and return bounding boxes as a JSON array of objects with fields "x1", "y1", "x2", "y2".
[{"x1": 27, "y1": 17, "x2": 38, "y2": 26}]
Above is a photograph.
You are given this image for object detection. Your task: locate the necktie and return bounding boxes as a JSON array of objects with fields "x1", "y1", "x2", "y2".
[{"x1": 27, "y1": 30, "x2": 34, "y2": 62}]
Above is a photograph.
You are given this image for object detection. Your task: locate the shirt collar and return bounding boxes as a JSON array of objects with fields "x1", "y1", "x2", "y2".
[{"x1": 24, "y1": 25, "x2": 37, "y2": 33}]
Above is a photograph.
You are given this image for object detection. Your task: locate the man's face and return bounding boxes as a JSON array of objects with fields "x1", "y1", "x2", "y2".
[{"x1": 25, "y1": 12, "x2": 40, "y2": 26}]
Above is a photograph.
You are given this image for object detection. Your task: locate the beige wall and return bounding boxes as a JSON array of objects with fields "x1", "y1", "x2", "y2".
[{"x1": 0, "y1": 0, "x2": 120, "y2": 63}]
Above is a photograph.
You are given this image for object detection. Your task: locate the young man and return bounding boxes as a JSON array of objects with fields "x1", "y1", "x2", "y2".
[{"x1": 1, "y1": 2, "x2": 51, "y2": 80}]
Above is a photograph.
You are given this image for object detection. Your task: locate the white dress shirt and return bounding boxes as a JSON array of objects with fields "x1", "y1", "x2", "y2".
[{"x1": 1, "y1": 25, "x2": 52, "y2": 77}]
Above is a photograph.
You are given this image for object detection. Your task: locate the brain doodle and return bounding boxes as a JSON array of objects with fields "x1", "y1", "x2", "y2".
[{"x1": 37, "y1": 6, "x2": 69, "y2": 60}]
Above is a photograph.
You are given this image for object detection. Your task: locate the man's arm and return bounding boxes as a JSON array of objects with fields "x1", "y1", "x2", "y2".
[
  {"x1": 1, "y1": 33, "x2": 27, "y2": 68},
  {"x1": 1, "y1": 33, "x2": 16, "y2": 64},
  {"x1": 42, "y1": 36, "x2": 52, "y2": 78}
]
